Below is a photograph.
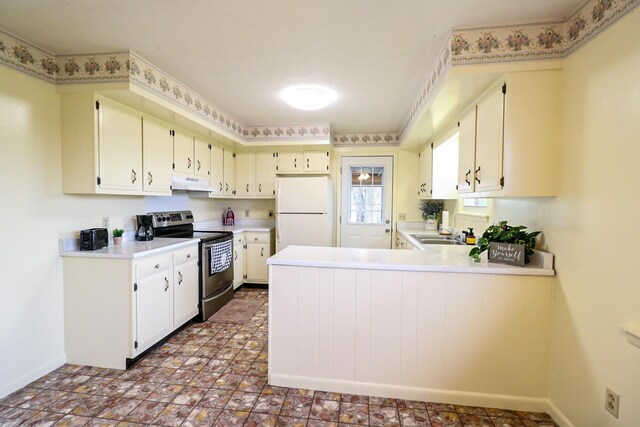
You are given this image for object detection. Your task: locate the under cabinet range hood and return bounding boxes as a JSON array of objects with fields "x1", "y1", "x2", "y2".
[{"x1": 171, "y1": 175, "x2": 215, "y2": 192}]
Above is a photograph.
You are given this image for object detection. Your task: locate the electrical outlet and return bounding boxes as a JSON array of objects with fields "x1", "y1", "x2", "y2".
[
  {"x1": 605, "y1": 387, "x2": 620, "y2": 418},
  {"x1": 399, "y1": 213, "x2": 406, "y2": 221},
  {"x1": 268, "y1": 210, "x2": 274, "y2": 218},
  {"x1": 102, "y1": 217, "x2": 109, "y2": 229},
  {"x1": 244, "y1": 210, "x2": 250, "y2": 217}
]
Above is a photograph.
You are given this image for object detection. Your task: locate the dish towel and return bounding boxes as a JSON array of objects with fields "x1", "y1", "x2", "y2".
[{"x1": 210, "y1": 239, "x2": 232, "y2": 274}]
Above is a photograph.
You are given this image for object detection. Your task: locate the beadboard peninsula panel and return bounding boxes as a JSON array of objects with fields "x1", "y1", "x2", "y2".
[{"x1": 269, "y1": 265, "x2": 554, "y2": 410}]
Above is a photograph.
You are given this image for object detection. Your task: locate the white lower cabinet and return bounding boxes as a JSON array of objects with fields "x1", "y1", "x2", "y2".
[
  {"x1": 233, "y1": 233, "x2": 246, "y2": 289},
  {"x1": 63, "y1": 242, "x2": 199, "y2": 369},
  {"x1": 233, "y1": 230, "x2": 275, "y2": 287},
  {"x1": 173, "y1": 248, "x2": 199, "y2": 327},
  {"x1": 135, "y1": 268, "x2": 173, "y2": 353}
]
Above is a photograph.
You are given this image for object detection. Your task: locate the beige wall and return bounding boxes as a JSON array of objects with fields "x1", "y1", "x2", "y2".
[{"x1": 0, "y1": 65, "x2": 271, "y2": 396}]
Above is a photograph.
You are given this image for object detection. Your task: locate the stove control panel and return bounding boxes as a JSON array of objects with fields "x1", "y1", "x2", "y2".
[{"x1": 150, "y1": 210, "x2": 194, "y2": 228}]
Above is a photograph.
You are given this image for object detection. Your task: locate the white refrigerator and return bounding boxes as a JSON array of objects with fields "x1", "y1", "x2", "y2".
[{"x1": 275, "y1": 176, "x2": 335, "y2": 252}]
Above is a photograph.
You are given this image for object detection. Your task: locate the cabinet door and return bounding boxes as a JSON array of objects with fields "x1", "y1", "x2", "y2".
[
  {"x1": 194, "y1": 138, "x2": 211, "y2": 178},
  {"x1": 255, "y1": 152, "x2": 276, "y2": 197},
  {"x1": 457, "y1": 107, "x2": 477, "y2": 194},
  {"x1": 136, "y1": 272, "x2": 173, "y2": 353},
  {"x1": 223, "y1": 150, "x2": 236, "y2": 196},
  {"x1": 210, "y1": 145, "x2": 224, "y2": 197},
  {"x1": 235, "y1": 152, "x2": 255, "y2": 196},
  {"x1": 173, "y1": 130, "x2": 194, "y2": 175},
  {"x1": 142, "y1": 116, "x2": 172, "y2": 194},
  {"x1": 233, "y1": 246, "x2": 246, "y2": 289},
  {"x1": 277, "y1": 152, "x2": 302, "y2": 173},
  {"x1": 97, "y1": 98, "x2": 143, "y2": 192},
  {"x1": 418, "y1": 144, "x2": 432, "y2": 199},
  {"x1": 246, "y1": 243, "x2": 269, "y2": 283},
  {"x1": 304, "y1": 151, "x2": 330, "y2": 173},
  {"x1": 173, "y1": 259, "x2": 199, "y2": 327},
  {"x1": 475, "y1": 85, "x2": 505, "y2": 192}
]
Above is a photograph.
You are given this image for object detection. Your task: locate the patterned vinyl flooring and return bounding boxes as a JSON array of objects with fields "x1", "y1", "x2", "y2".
[{"x1": 0, "y1": 287, "x2": 559, "y2": 427}]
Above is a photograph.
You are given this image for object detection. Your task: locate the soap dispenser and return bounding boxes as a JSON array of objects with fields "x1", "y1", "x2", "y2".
[{"x1": 465, "y1": 228, "x2": 476, "y2": 245}]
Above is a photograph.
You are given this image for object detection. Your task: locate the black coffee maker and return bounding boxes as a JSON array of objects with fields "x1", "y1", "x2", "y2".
[{"x1": 136, "y1": 214, "x2": 154, "y2": 241}]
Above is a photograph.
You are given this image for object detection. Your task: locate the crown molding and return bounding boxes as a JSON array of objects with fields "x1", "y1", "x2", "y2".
[{"x1": 0, "y1": 0, "x2": 637, "y2": 147}]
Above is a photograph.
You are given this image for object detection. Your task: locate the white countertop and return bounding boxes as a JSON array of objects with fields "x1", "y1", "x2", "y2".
[
  {"x1": 59, "y1": 238, "x2": 198, "y2": 259},
  {"x1": 268, "y1": 245, "x2": 555, "y2": 276}
]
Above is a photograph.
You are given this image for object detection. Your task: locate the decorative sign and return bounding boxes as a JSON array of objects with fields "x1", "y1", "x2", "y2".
[{"x1": 488, "y1": 242, "x2": 525, "y2": 266}]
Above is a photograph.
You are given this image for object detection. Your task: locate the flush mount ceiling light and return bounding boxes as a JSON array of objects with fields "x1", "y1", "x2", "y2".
[{"x1": 280, "y1": 85, "x2": 337, "y2": 110}]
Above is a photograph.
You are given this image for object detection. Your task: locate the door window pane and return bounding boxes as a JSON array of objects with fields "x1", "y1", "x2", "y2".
[{"x1": 348, "y1": 166, "x2": 385, "y2": 224}]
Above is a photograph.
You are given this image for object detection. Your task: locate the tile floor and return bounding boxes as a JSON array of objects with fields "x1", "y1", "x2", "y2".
[{"x1": 0, "y1": 287, "x2": 558, "y2": 427}]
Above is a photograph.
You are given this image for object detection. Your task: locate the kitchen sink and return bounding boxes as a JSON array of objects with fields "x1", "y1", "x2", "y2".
[{"x1": 409, "y1": 234, "x2": 466, "y2": 246}]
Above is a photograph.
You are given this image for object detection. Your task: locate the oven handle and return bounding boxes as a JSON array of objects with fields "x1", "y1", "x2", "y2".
[{"x1": 203, "y1": 237, "x2": 233, "y2": 249}]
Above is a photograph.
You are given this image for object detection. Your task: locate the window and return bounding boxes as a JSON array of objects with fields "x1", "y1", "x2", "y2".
[{"x1": 348, "y1": 166, "x2": 384, "y2": 224}]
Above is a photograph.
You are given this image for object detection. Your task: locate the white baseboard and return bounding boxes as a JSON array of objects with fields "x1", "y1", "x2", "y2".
[
  {"x1": 0, "y1": 355, "x2": 66, "y2": 399},
  {"x1": 269, "y1": 373, "x2": 549, "y2": 412},
  {"x1": 545, "y1": 400, "x2": 576, "y2": 427}
]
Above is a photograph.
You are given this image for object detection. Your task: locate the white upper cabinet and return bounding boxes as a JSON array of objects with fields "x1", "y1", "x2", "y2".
[
  {"x1": 456, "y1": 70, "x2": 561, "y2": 198},
  {"x1": 236, "y1": 152, "x2": 256, "y2": 196},
  {"x1": 223, "y1": 149, "x2": 236, "y2": 196},
  {"x1": 97, "y1": 97, "x2": 143, "y2": 192},
  {"x1": 173, "y1": 130, "x2": 194, "y2": 175},
  {"x1": 475, "y1": 85, "x2": 505, "y2": 192},
  {"x1": 457, "y1": 107, "x2": 477, "y2": 194},
  {"x1": 304, "y1": 151, "x2": 330, "y2": 173},
  {"x1": 418, "y1": 144, "x2": 432, "y2": 199},
  {"x1": 142, "y1": 116, "x2": 173, "y2": 195},
  {"x1": 194, "y1": 138, "x2": 211, "y2": 178},
  {"x1": 210, "y1": 145, "x2": 224, "y2": 197},
  {"x1": 255, "y1": 152, "x2": 276, "y2": 197},
  {"x1": 277, "y1": 152, "x2": 302, "y2": 173}
]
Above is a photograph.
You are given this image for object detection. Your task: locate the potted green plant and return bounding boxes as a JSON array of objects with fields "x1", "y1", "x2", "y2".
[
  {"x1": 419, "y1": 200, "x2": 444, "y2": 231},
  {"x1": 469, "y1": 221, "x2": 540, "y2": 263},
  {"x1": 112, "y1": 228, "x2": 124, "y2": 245}
]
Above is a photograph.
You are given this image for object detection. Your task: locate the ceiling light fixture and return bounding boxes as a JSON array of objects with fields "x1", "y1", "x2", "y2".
[{"x1": 280, "y1": 85, "x2": 337, "y2": 110}]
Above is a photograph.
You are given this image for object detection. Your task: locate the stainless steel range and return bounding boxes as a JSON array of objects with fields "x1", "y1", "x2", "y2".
[{"x1": 151, "y1": 210, "x2": 234, "y2": 321}]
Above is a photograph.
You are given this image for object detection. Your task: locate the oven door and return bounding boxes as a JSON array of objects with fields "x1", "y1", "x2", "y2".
[{"x1": 201, "y1": 236, "x2": 234, "y2": 298}]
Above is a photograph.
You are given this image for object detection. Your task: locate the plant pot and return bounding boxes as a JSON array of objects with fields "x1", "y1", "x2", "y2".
[{"x1": 113, "y1": 236, "x2": 123, "y2": 245}]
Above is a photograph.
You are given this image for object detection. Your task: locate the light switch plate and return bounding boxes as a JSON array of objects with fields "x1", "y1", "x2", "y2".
[{"x1": 244, "y1": 210, "x2": 250, "y2": 217}]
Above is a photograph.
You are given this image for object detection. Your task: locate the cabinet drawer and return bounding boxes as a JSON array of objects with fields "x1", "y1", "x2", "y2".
[
  {"x1": 135, "y1": 253, "x2": 172, "y2": 279},
  {"x1": 234, "y1": 234, "x2": 245, "y2": 245},
  {"x1": 173, "y1": 245, "x2": 199, "y2": 266},
  {"x1": 245, "y1": 232, "x2": 269, "y2": 244}
]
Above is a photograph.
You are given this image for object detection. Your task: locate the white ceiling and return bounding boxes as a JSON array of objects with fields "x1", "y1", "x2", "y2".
[{"x1": 0, "y1": 0, "x2": 583, "y2": 133}]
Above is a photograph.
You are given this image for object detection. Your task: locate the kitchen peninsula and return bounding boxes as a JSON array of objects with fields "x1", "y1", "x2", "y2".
[{"x1": 267, "y1": 245, "x2": 555, "y2": 412}]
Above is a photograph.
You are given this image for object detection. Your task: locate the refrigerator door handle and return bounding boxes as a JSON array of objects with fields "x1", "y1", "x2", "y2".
[{"x1": 276, "y1": 214, "x2": 281, "y2": 243}]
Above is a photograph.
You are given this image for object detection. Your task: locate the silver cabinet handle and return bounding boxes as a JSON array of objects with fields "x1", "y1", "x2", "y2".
[
  {"x1": 234, "y1": 250, "x2": 237, "y2": 260},
  {"x1": 187, "y1": 157, "x2": 192, "y2": 169},
  {"x1": 186, "y1": 254, "x2": 191, "y2": 259},
  {"x1": 307, "y1": 158, "x2": 310, "y2": 168},
  {"x1": 294, "y1": 158, "x2": 297, "y2": 168},
  {"x1": 246, "y1": 184, "x2": 249, "y2": 192},
  {"x1": 131, "y1": 169, "x2": 137, "y2": 184},
  {"x1": 225, "y1": 183, "x2": 229, "y2": 192},
  {"x1": 219, "y1": 182, "x2": 223, "y2": 192},
  {"x1": 197, "y1": 160, "x2": 201, "y2": 171},
  {"x1": 475, "y1": 166, "x2": 481, "y2": 184},
  {"x1": 261, "y1": 247, "x2": 264, "y2": 257},
  {"x1": 178, "y1": 271, "x2": 183, "y2": 285},
  {"x1": 155, "y1": 264, "x2": 160, "y2": 269},
  {"x1": 258, "y1": 183, "x2": 262, "y2": 193},
  {"x1": 148, "y1": 172, "x2": 153, "y2": 185},
  {"x1": 164, "y1": 277, "x2": 169, "y2": 291}
]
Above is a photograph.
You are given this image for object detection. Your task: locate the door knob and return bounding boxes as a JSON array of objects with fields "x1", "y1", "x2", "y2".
[
  {"x1": 385, "y1": 219, "x2": 390, "y2": 224},
  {"x1": 385, "y1": 229, "x2": 391, "y2": 233}
]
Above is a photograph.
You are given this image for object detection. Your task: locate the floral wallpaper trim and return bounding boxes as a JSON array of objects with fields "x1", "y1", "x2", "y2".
[
  {"x1": 332, "y1": 133, "x2": 401, "y2": 146},
  {"x1": 400, "y1": 0, "x2": 639, "y2": 142},
  {"x1": 243, "y1": 124, "x2": 331, "y2": 141},
  {"x1": 127, "y1": 52, "x2": 245, "y2": 139},
  {"x1": 0, "y1": 29, "x2": 58, "y2": 83}
]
